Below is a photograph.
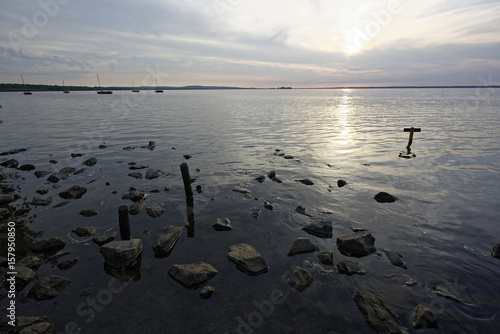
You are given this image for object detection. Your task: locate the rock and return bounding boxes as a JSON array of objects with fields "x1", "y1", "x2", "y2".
[
  {"x1": 31, "y1": 237, "x2": 66, "y2": 253},
  {"x1": 83, "y1": 157, "x2": 97, "y2": 166},
  {"x1": 212, "y1": 218, "x2": 232, "y2": 231},
  {"x1": 28, "y1": 275, "x2": 72, "y2": 300},
  {"x1": 100, "y1": 239, "x2": 143, "y2": 270},
  {"x1": 295, "y1": 205, "x2": 312, "y2": 217},
  {"x1": 30, "y1": 196, "x2": 52, "y2": 206},
  {"x1": 263, "y1": 200, "x2": 274, "y2": 210},
  {"x1": 18, "y1": 164, "x2": 36, "y2": 171},
  {"x1": 47, "y1": 167, "x2": 76, "y2": 183},
  {"x1": 0, "y1": 207, "x2": 9, "y2": 218},
  {"x1": 57, "y1": 257, "x2": 79, "y2": 270},
  {"x1": 267, "y1": 171, "x2": 276, "y2": 179},
  {"x1": 92, "y1": 232, "x2": 116, "y2": 246},
  {"x1": 129, "y1": 199, "x2": 145, "y2": 215},
  {"x1": 183, "y1": 154, "x2": 192, "y2": 159},
  {"x1": 99, "y1": 144, "x2": 107, "y2": 149},
  {"x1": 49, "y1": 159, "x2": 58, "y2": 164},
  {"x1": 337, "y1": 179, "x2": 347, "y2": 187},
  {"x1": 0, "y1": 194, "x2": 15, "y2": 205},
  {"x1": 58, "y1": 185, "x2": 87, "y2": 199},
  {"x1": 337, "y1": 261, "x2": 366, "y2": 275},
  {"x1": 196, "y1": 185, "x2": 203, "y2": 193},
  {"x1": 251, "y1": 207, "x2": 261, "y2": 218},
  {"x1": 227, "y1": 243, "x2": 269, "y2": 275},
  {"x1": 15, "y1": 266, "x2": 35, "y2": 289},
  {"x1": 200, "y1": 286, "x2": 215, "y2": 299},
  {"x1": 296, "y1": 178, "x2": 314, "y2": 185},
  {"x1": 145, "y1": 168, "x2": 164, "y2": 180},
  {"x1": 353, "y1": 291, "x2": 409, "y2": 334},
  {"x1": 0, "y1": 148, "x2": 27, "y2": 156},
  {"x1": 152, "y1": 226, "x2": 184, "y2": 256},
  {"x1": 287, "y1": 266, "x2": 315, "y2": 292},
  {"x1": 127, "y1": 172, "x2": 143, "y2": 179},
  {"x1": 168, "y1": 262, "x2": 218, "y2": 289},
  {"x1": 492, "y1": 244, "x2": 500, "y2": 259},
  {"x1": 433, "y1": 287, "x2": 469, "y2": 303},
  {"x1": 34, "y1": 170, "x2": 51, "y2": 178},
  {"x1": 317, "y1": 250, "x2": 334, "y2": 266},
  {"x1": 374, "y1": 192, "x2": 398, "y2": 203},
  {"x1": 71, "y1": 153, "x2": 84, "y2": 158},
  {"x1": 0, "y1": 158, "x2": 18, "y2": 168},
  {"x1": 287, "y1": 238, "x2": 319, "y2": 256},
  {"x1": 232, "y1": 186, "x2": 252, "y2": 197},
  {"x1": 302, "y1": 220, "x2": 332, "y2": 238},
  {"x1": 383, "y1": 249, "x2": 407, "y2": 269},
  {"x1": 147, "y1": 141, "x2": 156, "y2": 150},
  {"x1": 146, "y1": 206, "x2": 164, "y2": 218},
  {"x1": 413, "y1": 305, "x2": 438, "y2": 329},
  {"x1": 129, "y1": 165, "x2": 149, "y2": 170},
  {"x1": 36, "y1": 189, "x2": 49, "y2": 195},
  {"x1": 384, "y1": 274, "x2": 417, "y2": 287},
  {"x1": 122, "y1": 188, "x2": 145, "y2": 202},
  {"x1": 72, "y1": 227, "x2": 96, "y2": 237},
  {"x1": 17, "y1": 256, "x2": 42, "y2": 270},
  {"x1": 15, "y1": 316, "x2": 52, "y2": 333},
  {"x1": 283, "y1": 155, "x2": 294, "y2": 159},
  {"x1": 254, "y1": 175, "x2": 265, "y2": 183},
  {"x1": 337, "y1": 231, "x2": 376, "y2": 257},
  {"x1": 79, "y1": 207, "x2": 98, "y2": 217},
  {"x1": 18, "y1": 321, "x2": 54, "y2": 333},
  {"x1": 0, "y1": 256, "x2": 7, "y2": 268}
]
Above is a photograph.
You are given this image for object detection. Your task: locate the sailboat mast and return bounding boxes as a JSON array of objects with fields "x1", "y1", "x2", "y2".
[
  {"x1": 21, "y1": 74, "x2": 26, "y2": 90},
  {"x1": 97, "y1": 74, "x2": 102, "y2": 88}
]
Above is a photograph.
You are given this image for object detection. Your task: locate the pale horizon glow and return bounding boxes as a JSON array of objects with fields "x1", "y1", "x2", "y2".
[{"x1": 0, "y1": 0, "x2": 499, "y2": 88}]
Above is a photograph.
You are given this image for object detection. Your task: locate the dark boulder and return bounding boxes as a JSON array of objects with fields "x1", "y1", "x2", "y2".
[
  {"x1": 337, "y1": 231, "x2": 376, "y2": 257},
  {"x1": 374, "y1": 192, "x2": 398, "y2": 203}
]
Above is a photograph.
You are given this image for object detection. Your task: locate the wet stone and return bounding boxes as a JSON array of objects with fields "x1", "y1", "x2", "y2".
[
  {"x1": 337, "y1": 179, "x2": 347, "y2": 187},
  {"x1": 145, "y1": 168, "x2": 164, "y2": 180},
  {"x1": 232, "y1": 186, "x2": 252, "y2": 197},
  {"x1": 212, "y1": 218, "x2": 232, "y2": 231},
  {"x1": 129, "y1": 199, "x2": 145, "y2": 215},
  {"x1": 288, "y1": 266, "x2": 315, "y2": 292},
  {"x1": 31, "y1": 196, "x2": 52, "y2": 206},
  {"x1": 79, "y1": 207, "x2": 98, "y2": 217},
  {"x1": 492, "y1": 244, "x2": 500, "y2": 259},
  {"x1": 18, "y1": 164, "x2": 35, "y2": 171},
  {"x1": 337, "y1": 261, "x2": 366, "y2": 276},
  {"x1": 129, "y1": 165, "x2": 149, "y2": 170},
  {"x1": 263, "y1": 200, "x2": 274, "y2": 210},
  {"x1": 374, "y1": 192, "x2": 398, "y2": 203},
  {"x1": 295, "y1": 205, "x2": 312, "y2": 217},
  {"x1": 413, "y1": 305, "x2": 438, "y2": 329},
  {"x1": 58, "y1": 185, "x2": 87, "y2": 199},
  {"x1": 57, "y1": 257, "x2": 79, "y2": 270},
  {"x1": 0, "y1": 148, "x2": 27, "y2": 156},
  {"x1": 337, "y1": 231, "x2": 376, "y2": 257},
  {"x1": 34, "y1": 171, "x2": 51, "y2": 178},
  {"x1": 146, "y1": 206, "x2": 165, "y2": 218},
  {"x1": 153, "y1": 226, "x2": 184, "y2": 256},
  {"x1": 383, "y1": 249, "x2": 407, "y2": 269},
  {"x1": 0, "y1": 194, "x2": 15, "y2": 205},
  {"x1": 251, "y1": 207, "x2": 261, "y2": 218},
  {"x1": 227, "y1": 243, "x2": 269, "y2": 275},
  {"x1": 0, "y1": 159, "x2": 18, "y2": 168},
  {"x1": 254, "y1": 175, "x2": 265, "y2": 183},
  {"x1": 15, "y1": 266, "x2": 35, "y2": 289},
  {"x1": 72, "y1": 227, "x2": 96, "y2": 237},
  {"x1": 36, "y1": 189, "x2": 49, "y2": 195},
  {"x1": 17, "y1": 256, "x2": 42, "y2": 271},
  {"x1": 200, "y1": 286, "x2": 215, "y2": 299},
  {"x1": 317, "y1": 250, "x2": 334, "y2": 266},
  {"x1": 128, "y1": 172, "x2": 143, "y2": 179},
  {"x1": 168, "y1": 262, "x2": 218, "y2": 289},
  {"x1": 83, "y1": 157, "x2": 97, "y2": 166},
  {"x1": 31, "y1": 237, "x2": 66, "y2": 253},
  {"x1": 287, "y1": 238, "x2": 319, "y2": 256},
  {"x1": 0, "y1": 207, "x2": 9, "y2": 218},
  {"x1": 99, "y1": 239, "x2": 143, "y2": 270},
  {"x1": 302, "y1": 220, "x2": 332, "y2": 238},
  {"x1": 283, "y1": 155, "x2": 294, "y2": 159},
  {"x1": 92, "y1": 232, "x2": 116, "y2": 246},
  {"x1": 296, "y1": 178, "x2": 314, "y2": 185},
  {"x1": 28, "y1": 275, "x2": 72, "y2": 300},
  {"x1": 122, "y1": 188, "x2": 145, "y2": 202},
  {"x1": 15, "y1": 316, "x2": 52, "y2": 333}
]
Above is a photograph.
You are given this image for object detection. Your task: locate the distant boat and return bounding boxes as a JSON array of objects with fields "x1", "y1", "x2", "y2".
[
  {"x1": 132, "y1": 81, "x2": 139, "y2": 92},
  {"x1": 63, "y1": 80, "x2": 70, "y2": 93},
  {"x1": 155, "y1": 78, "x2": 163, "y2": 93},
  {"x1": 21, "y1": 75, "x2": 32, "y2": 95},
  {"x1": 96, "y1": 74, "x2": 113, "y2": 94}
]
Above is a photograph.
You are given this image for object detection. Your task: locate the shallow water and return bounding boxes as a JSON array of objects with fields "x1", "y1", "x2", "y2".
[{"x1": 1, "y1": 88, "x2": 500, "y2": 333}]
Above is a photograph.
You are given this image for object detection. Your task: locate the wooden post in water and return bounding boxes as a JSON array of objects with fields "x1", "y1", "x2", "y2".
[
  {"x1": 118, "y1": 205, "x2": 131, "y2": 240},
  {"x1": 180, "y1": 163, "x2": 194, "y2": 198},
  {"x1": 404, "y1": 127, "x2": 421, "y2": 154}
]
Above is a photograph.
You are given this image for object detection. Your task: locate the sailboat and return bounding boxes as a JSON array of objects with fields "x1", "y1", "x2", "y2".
[
  {"x1": 132, "y1": 81, "x2": 139, "y2": 92},
  {"x1": 155, "y1": 78, "x2": 163, "y2": 93},
  {"x1": 96, "y1": 74, "x2": 112, "y2": 94},
  {"x1": 21, "y1": 75, "x2": 32, "y2": 95},
  {"x1": 63, "y1": 80, "x2": 70, "y2": 93}
]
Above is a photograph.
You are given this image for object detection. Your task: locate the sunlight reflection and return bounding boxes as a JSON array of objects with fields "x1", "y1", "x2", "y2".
[{"x1": 337, "y1": 89, "x2": 352, "y2": 147}]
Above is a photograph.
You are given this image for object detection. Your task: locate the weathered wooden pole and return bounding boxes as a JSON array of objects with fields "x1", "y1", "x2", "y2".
[
  {"x1": 404, "y1": 127, "x2": 421, "y2": 154},
  {"x1": 180, "y1": 163, "x2": 194, "y2": 198},
  {"x1": 118, "y1": 205, "x2": 131, "y2": 240}
]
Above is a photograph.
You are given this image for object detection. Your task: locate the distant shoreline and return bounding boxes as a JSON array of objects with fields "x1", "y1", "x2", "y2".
[{"x1": 1, "y1": 83, "x2": 499, "y2": 92}]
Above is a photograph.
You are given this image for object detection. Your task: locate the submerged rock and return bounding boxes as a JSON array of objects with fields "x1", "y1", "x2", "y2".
[
  {"x1": 72, "y1": 227, "x2": 96, "y2": 237},
  {"x1": 200, "y1": 286, "x2": 215, "y2": 299},
  {"x1": 34, "y1": 170, "x2": 51, "y2": 178},
  {"x1": 383, "y1": 249, "x2": 407, "y2": 269},
  {"x1": 29, "y1": 275, "x2": 72, "y2": 300},
  {"x1": 337, "y1": 261, "x2": 366, "y2": 276},
  {"x1": 79, "y1": 207, "x2": 98, "y2": 217},
  {"x1": 99, "y1": 239, "x2": 143, "y2": 269},
  {"x1": 287, "y1": 238, "x2": 319, "y2": 256},
  {"x1": 15, "y1": 266, "x2": 35, "y2": 289},
  {"x1": 413, "y1": 305, "x2": 438, "y2": 329},
  {"x1": 227, "y1": 243, "x2": 269, "y2": 275},
  {"x1": 492, "y1": 244, "x2": 500, "y2": 259},
  {"x1": 0, "y1": 159, "x2": 18, "y2": 168},
  {"x1": 146, "y1": 206, "x2": 165, "y2": 218},
  {"x1": 337, "y1": 231, "x2": 376, "y2": 257},
  {"x1": 58, "y1": 185, "x2": 87, "y2": 199},
  {"x1": 317, "y1": 250, "x2": 334, "y2": 266},
  {"x1": 212, "y1": 218, "x2": 232, "y2": 231},
  {"x1": 83, "y1": 157, "x2": 97, "y2": 166},
  {"x1": 92, "y1": 232, "x2": 116, "y2": 246},
  {"x1": 296, "y1": 178, "x2": 314, "y2": 185},
  {"x1": 0, "y1": 194, "x2": 15, "y2": 205},
  {"x1": 145, "y1": 168, "x2": 164, "y2": 180},
  {"x1": 232, "y1": 186, "x2": 252, "y2": 197},
  {"x1": 302, "y1": 220, "x2": 332, "y2": 238},
  {"x1": 354, "y1": 291, "x2": 409, "y2": 334},
  {"x1": 31, "y1": 237, "x2": 66, "y2": 253},
  {"x1": 168, "y1": 262, "x2": 218, "y2": 289},
  {"x1": 288, "y1": 266, "x2": 315, "y2": 292},
  {"x1": 153, "y1": 226, "x2": 184, "y2": 256},
  {"x1": 251, "y1": 207, "x2": 261, "y2": 218},
  {"x1": 30, "y1": 196, "x2": 52, "y2": 206},
  {"x1": 374, "y1": 192, "x2": 398, "y2": 203},
  {"x1": 57, "y1": 257, "x2": 79, "y2": 270},
  {"x1": 129, "y1": 199, "x2": 145, "y2": 215}
]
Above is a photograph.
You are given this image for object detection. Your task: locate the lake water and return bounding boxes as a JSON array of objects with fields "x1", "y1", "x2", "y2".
[{"x1": 1, "y1": 88, "x2": 499, "y2": 333}]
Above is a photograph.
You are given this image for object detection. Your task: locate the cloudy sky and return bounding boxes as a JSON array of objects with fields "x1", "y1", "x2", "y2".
[{"x1": 1, "y1": 0, "x2": 499, "y2": 88}]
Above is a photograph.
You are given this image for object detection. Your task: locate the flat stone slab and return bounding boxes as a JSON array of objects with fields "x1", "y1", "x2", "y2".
[
  {"x1": 354, "y1": 291, "x2": 409, "y2": 334},
  {"x1": 153, "y1": 226, "x2": 184, "y2": 256},
  {"x1": 31, "y1": 237, "x2": 66, "y2": 253},
  {"x1": 317, "y1": 250, "x2": 334, "y2": 266},
  {"x1": 168, "y1": 262, "x2": 218, "y2": 289},
  {"x1": 99, "y1": 239, "x2": 143, "y2": 270},
  {"x1": 92, "y1": 232, "x2": 116, "y2": 246},
  {"x1": 288, "y1": 266, "x2": 315, "y2": 291},
  {"x1": 227, "y1": 243, "x2": 269, "y2": 275},
  {"x1": 28, "y1": 275, "x2": 72, "y2": 300},
  {"x1": 302, "y1": 220, "x2": 332, "y2": 238},
  {"x1": 287, "y1": 238, "x2": 319, "y2": 256},
  {"x1": 337, "y1": 261, "x2": 366, "y2": 276},
  {"x1": 337, "y1": 231, "x2": 376, "y2": 257},
  {"x1": 212, "y1": 218, "x2": 233, "y2": 231},
  {"x1": 58, "y1": 185, "x2": 87, "y2": 199}
]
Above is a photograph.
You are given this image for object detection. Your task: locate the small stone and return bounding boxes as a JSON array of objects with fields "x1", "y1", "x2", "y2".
[
  {"x1": 146, "y1": 206, "x2": 165, "y2": 218},
  {"x1": 72, "y1": 227, "x2": 96, "y2": 237},
  {"x1": 153, "y1": 226, "x2": 184, "y2": 256},
  {"x1": 129, "y1": 199, "x2": 145, "y2": 215},
  {"x1": 288, "y1": 266, "x2": 315, "y2": 292},
  {"x1": 183, "y1": 154, "x2": 192, "y2": 160},
  {"x1": 287, "y1": 238, "x2": 319, "y2": 256},
  {"x1": 36, "y1": 189, "x2": 49, "y2": 195},
  {"x1": 492, "y1": 244, "x2": 500, "y2": 259},
  {"x1": 383, "y1": 249, "x2": 407, "y2": 269},
  {"x1": 30, "y1": 196, "x2": 52, "y2": 206},
  {"x1": 283, "y1": 155, "x2": 294, "y2": 159},
  {"x1": 317, "y1": 250, "x2": 334, "y2": 266},
  {"x1": 254, "y1": 175, "x2": 265, "y2": 183},
  {"x1": 58, "y1": 185, "x2": 87, "y2": 199},
  {"x1": 263, "y1": 200, "x2": 274, "y2": 210},
  {"x1": 18, "y1": 164, "x2": 36, "y2": 171},
  {"x1": 168, "y1": 262, "x2": 218, "y2": 289},
  {"x1": 128, "y1": 172, "x2": 143, "y2": 179},
  {"x1": 0, "y1": 159, "x2": 18, "y2": 168},
  {"x1": 57, "y1": 257, "x2": 79, "y2": 270},
  {"x1": 83, "y1": 157, "x2": 97, "y2": 166},
  {"x1": 337, "y1": 179, "x2": 347, "y2": 187},
  {"x1": 79, "y1": 207, "x2": 98, "y2": 217},
  {"x1": 232, "y1": 187, "x2": 252, "y2": 196},
  {"x1": 122, "y1": 188, "x2": 145, "y2": 202},
  {"x1": 31, "y1": 237, "x2": 66, "y2": 253},
  {"x1": 212, "y1": 218, "x2": 232, "y2": 231},
  {"x1": 145, "y1": 168, "x2": 164, "y2": 180},
  {"x1": 129, "y1": 165, "x2": 149, "y2": 170},
  {"x1": 15, "y1": 266, "x2": 35, "y2": 289},
  {"x1": 295, "y1": 205, "x2": 311, "y2": 217},
  {"x1": 302, "y1": 220, "x2": 332, "y2": 238},
  {"x1": 337, "y1": 261, "x2": 366, "y2": 275},
  {"x1": 34, "y1": 171, "x2": 51, "y2": 178},
  {"x1": 296, "y1": 178, "x2": 314, "y2": 185},
  {"x1": 200, "y1": 286, "x2": 215, "y2": 299},
  {"x1": 251, "y1": 207, "x2": 261, "y2": 218},
  {"x1": 227, "y1": 243, "x2": 269, "y2": 275},
  {"x1": 413, "y1": 305, "x2": 438, "y2": 329},
  {"x1": 15, "y1": 316, "x2": 52, "y2": 333},
  {"x1": 374, "y1": 192, "x2": 398, "y2": 203},
  {"x1": 337, "y1": 231, "x2": 376, "y2": 257},
  {"x1": 267, "y1": 171, "x2": 276, "y2": 179},
  {"x1": 92, "y1": 232, "x2": 116, "y2": 246},
  {"x1": 0, "y1": 148, "x2": 27, "y2": 156},
  {"x1": 28, "y1": 275, "x2": 72, "y2": 300},
  {"x1": 0, "y1": 194, "x2": 15, "y2": 205}
]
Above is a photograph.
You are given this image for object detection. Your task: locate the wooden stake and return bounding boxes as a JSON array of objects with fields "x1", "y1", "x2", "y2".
[
  {"x1": 118, "y1": 205, "x2": 131, "y2": 240},
  {"x1": 180, "y1": 163, "x2": 194, "y2": 198},
  {"x1": 403, "y1": 127, "x2": 421, "y2": 154}
]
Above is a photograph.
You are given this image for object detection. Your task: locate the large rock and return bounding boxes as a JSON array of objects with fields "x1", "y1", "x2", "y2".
[
  {"x1": 337, "y1": 231, "x2": 376, "y2": 257},
  {"x1": 28, "y1": 275, "x2": 72, "y2": 300},
  {"x1": 99, "y1": 239, "x2": 143, "y2": 269},
  {"x1": 354, "y1": 291, "x2": 409, "y2": 334},
  {"x1": 287, "y1": 266, "x2": 315, "y2": 291},
  {"x1": 152, "y1": 226, "x2": 184, "y2": 256},
  {"x1": 58, "y1": 185, "x2": 87, "y2": 199},
  {"x1": 168, "y1": 262, "x2": 218, "y2": 289},
  {"x1": 227, "y1": 243, "x2": 269, "y2": 275},
  {"x1": 302, "y1": 220, "x2": 332, "y2": 238},
  {"x1": 374, "y1": 192, "x2": 398, "y2": 203},
  {"x1": 413, "y1": 305, "x2": 438, "y2": 329},
  {"x1": 287, "y1": 238, "x2": 319, "y2": 256},
  {"x1": 31, "y1": 237, "x2": 66, "y2": 253}
]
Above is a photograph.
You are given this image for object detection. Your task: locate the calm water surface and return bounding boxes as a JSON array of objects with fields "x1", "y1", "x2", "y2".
[{"x1": 1, "y1": 88, "x2": 499, "y2": 333}]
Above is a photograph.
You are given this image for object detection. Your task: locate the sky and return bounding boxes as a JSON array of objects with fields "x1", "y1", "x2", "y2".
[{"x1": 1, "y1": 0, "x2": 499, "y2": 88}]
